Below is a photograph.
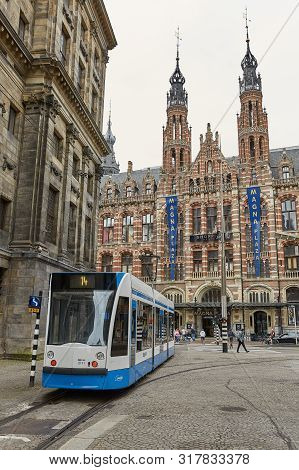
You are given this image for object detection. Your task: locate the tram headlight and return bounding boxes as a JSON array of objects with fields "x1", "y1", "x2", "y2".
[
  {"x1": 47, "y1": 351, "x2": 54, "y2": 359},
  {"x1": 91, "y1": 361, "x2": 98, "y2": 368},
  {"x1": 96, "y1": 352, "x2": 105, "y2": 360}
]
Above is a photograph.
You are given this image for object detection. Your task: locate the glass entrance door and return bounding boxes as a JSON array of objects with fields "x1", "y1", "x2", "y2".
[{"x1": 254, "y1": 311, "x2": 267, "y2": 335}]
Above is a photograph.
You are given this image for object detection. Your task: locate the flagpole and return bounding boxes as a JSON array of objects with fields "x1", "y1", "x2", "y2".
[{"x1": 220, "y1": 151, "x2": 228, "y2": 353}]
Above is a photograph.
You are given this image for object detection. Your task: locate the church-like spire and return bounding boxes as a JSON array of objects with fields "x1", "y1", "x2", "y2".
[
  {"x1": 239, "y1": 10, "x2": 262, "y2": 94},
  {"x1": 167, "y1": 27, "x2": 188, "y2": 108},
  {"x1": 103, "y1": 104, "x2": 119, "y2": 175}
]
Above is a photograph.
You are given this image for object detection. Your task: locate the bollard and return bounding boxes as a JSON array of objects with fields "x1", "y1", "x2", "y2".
[{"x1": 29, "y1": 291, "x2": 42, "y2": 387}]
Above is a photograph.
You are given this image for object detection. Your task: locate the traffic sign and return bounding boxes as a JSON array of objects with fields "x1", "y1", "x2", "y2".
[{"x1": 28, "y1": 296, "x2": 42, "y2": 308}]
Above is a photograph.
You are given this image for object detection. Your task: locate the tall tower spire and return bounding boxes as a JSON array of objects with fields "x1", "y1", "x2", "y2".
[
  {"x1": 102, "y1": 103, "x2": 119, "y2": 175},
  {"x1": 239, "y1": 9, "x2": 261, "y2": 93},
  {"x1": 237, "y1": 13, "x2": 270, "y2": 184},
  {"x1": 163, "y1": 31, "x2": 191, "y2": 173}
]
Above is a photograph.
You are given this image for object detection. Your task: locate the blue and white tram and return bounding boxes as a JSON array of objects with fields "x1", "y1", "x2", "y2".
[{"x1": 42, "y1": 272, "x2": 174, "y2": 390}]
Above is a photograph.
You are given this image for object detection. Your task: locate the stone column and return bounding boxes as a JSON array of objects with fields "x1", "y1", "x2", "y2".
[
  {"x1": 76, "y1": 146, "x2": 91, "y2": 268},
  {"x1": 58, "y1": 123, "x2": 79, "y2": 262}
]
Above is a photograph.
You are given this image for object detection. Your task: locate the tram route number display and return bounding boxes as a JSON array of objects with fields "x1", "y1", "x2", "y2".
[{"x1": 69, "y1": 275, "x2": 96, "y2": 289}]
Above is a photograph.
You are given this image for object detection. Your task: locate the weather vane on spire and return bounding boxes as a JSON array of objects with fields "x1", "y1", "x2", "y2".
[
  {"x1": 175, "y1": 26, "x2": 182, "y2": 60},
  {"x1": 243, "y1": 7, "x2": 251, "y2": 42}
]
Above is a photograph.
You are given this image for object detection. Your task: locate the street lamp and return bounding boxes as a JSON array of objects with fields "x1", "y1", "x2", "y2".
[{"x1": 219, "y1": 157, "x2": 228, "y2": 353}]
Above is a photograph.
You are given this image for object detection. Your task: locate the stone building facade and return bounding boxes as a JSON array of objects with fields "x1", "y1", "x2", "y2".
[
  {"x1": 0, "y1": 0, "x2": 116, "y2": 355},
  {"x1": 98, "y1": 32, "x2": 299, "y2": 337}
]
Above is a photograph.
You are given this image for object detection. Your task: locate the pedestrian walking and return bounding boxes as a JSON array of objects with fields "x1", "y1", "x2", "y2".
[
  {"x1": 174, "y1": 328, "x2": 181, "y2": 343},
  {"x1": 236, "y1": 329, "x2": 249, "y2": 353},
  {"x1": 199, "y1": 329, "x2": 206, "y2": 344},
  {"x1": 270, "y1": 328, "x2": 275, "y2": 344},
  {"x1": 228, "y1": 328, "x2": 235, "y2": 349}
]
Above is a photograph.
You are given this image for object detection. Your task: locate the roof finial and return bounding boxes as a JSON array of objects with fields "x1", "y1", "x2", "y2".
[
  {"x1": 175, "y1": 26, "x2": 182, "y2": 62},
  {"x1": 243, "y1": 7, "x2": 251, "y2": 46}
]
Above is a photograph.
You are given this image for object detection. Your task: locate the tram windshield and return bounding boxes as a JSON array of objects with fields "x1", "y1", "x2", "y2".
[{"x1": 47, "y1": 290, "x2": 115, "y2": 346}]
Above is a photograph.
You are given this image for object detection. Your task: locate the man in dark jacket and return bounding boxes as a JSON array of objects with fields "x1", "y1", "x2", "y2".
[{"x1": 236, "y1": 329, "x2": 249, "y2": 353}]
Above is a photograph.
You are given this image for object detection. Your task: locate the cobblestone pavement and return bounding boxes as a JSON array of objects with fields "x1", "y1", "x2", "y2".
[
  {"x1": 86, "y1": 344, "x2": 299, "y2": 450},
  {"x1": 0, "y1": 343, "x2": 298, "y2": 450}
]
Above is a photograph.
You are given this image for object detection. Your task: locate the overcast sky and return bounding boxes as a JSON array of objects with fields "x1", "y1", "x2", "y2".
[{"x1": 103, "y1": 0, "x2": 299, "y2": 172}]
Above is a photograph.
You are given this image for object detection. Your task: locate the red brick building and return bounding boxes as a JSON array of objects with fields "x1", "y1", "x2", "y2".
[{"x1": 97, "y1": 31, "x2": 299, "y2": 336}]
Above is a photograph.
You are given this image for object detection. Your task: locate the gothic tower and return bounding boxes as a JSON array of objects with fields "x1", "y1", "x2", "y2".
[
  {"x1": 163, "y1": 43, "x2": 191, "y2": 174},
  {"x1": 237, "y1": 22, "x2": 270, "y2": 185}
]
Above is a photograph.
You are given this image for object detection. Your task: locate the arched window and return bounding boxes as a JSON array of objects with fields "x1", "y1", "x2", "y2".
[
  {"x1": 207, "y1": 160, "x2": 213, "y2": 174},
  {"x1": 202, "y1": 288, "x2": 221, "y2": 303},
  {"x1": 102, "y1": 254, "x2": 113, "y2": 272},
  {"x1": 126, "y1": 186, "x2": 132, "y2": 198},
  {"x1": 107, "y1": 187, "x2": 112, "y2": 198},
  {"x1": 171, "y1": 149, "x2": 176, "y2": 168},
  {"x1": 249, "y1": 136, "x2": 255, "y2": 159},
  {"x1": 180, "y1": 149, "x2": 184, "y2": 167},
  {"x1": 249, "y1": 101, "x2": 253, "y2": 126},
  {"x1": 179, "y1": 115, "x2": 182, "y2": 139},
  {"x1": 140, "y1": 253, "x2": 153, "y2": 279},
  {"x1": 172, "y1": 115, "x2": 176, "y2": 140}
]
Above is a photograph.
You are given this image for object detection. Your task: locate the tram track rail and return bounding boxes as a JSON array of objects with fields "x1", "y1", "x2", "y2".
[{"x1": 1, "y1": 356, "x2": 298, "y2": 450}]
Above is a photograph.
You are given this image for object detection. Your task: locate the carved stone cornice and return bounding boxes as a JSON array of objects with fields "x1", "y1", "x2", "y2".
[
  {"x1": 23, "y1": 92, "x2": 61, "y2": 121},
  {"x1": 66, "y1": 123, "x2": 79, "y2": 145}
]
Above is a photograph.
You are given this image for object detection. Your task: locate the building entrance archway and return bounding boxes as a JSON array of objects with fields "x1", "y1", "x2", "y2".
[{"x1": 254, "y1": 311, "x2": 267, "y2": 335}]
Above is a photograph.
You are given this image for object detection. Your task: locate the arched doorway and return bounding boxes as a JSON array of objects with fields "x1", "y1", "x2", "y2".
[{"x1": 254, "y1": 311, "x2": 267, "y2": 335}]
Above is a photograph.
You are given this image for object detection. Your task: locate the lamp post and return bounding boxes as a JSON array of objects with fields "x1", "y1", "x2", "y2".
[{"x1": 220, "y1": 157, "x2": 228, "y2": 353}]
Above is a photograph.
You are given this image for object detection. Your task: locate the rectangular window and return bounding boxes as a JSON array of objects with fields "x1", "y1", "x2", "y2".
[
  {"x1": 155, "y1": 308, "x2": 162, "y2": 345},
  {"x1": 72, "y1": 154, "x2": 80, "y2": 179},
  {"x1": 91, "y1": 90, "x2": 98, "y2": 117},
  {"x1": 192, "y1": 208, "x2": 201, "y2": 233},
  {"x1": 103, "y1": 217, "x2": 114, "y2": 244},
  {"x1": 193, "y1": 251, "x2": 202, "y2": 272},
  {"x1": 122, "y1": 215, "x2": 134, "y2": 243},
  {"x1": 7, "y1": 106, "x2": 17, "y2": 135},
  {"x1": 0, "y1": 197, "x2": 10, "y2": 230},
  {"x1": 111, "y1": 297, "x2": 129, "y2": 357},
  {"x1": 60, "y1": 28, "x2": 68, "y2": 66},
  {"x1": 225, "y1": 249, "x2": 233, "y2": 271},
  {"x1": 282, "y1": 200, "x2": 297, "y2": 231},
  {"x1": 121, "y1": 254, "x2": 133, "y2": 273},
  {"x1": 67, "y1": 203, "x2": 77, "y2": 254},
  {"x1": 136, "y1": 301, "x2": 153, "y2": 351},
  {"x1": 284, "y1": 245, "x2": 299, "y2": 271},
  {"x1": 84, "y1": 217, "x2": 91, "y2": 261},
  {"x1": 207, "y1": 207, "x2": 217, "y2": 232},
  {"x1": 102, "y1": 254, "x2": 113, "y2": 272},
  {"x1": 77, "y1": 61, "x2": 85, "y2": 93},
  {"x1": 224, "y1": 205, "x2": 232, "y2": 232},
  {"x1": 53, "y1": 132, "x2": 63, "y2": 161},
  {"x1": 141, "y1": 256, "x2": 153, "y2": 279},
  {"x1": 18, "y1": 14, "x2": 26, "y2": 41},
  {"x1": 46, "y1": 187, "x2": 59, "y2": 244},
  {"x1": 208, "y1": 250, "x2": 218, "y2": 272},
  {"x1": 142, "y1": 214, "x2": 153, "y2": 241}
]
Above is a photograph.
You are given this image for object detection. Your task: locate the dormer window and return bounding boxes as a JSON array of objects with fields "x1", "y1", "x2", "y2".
[
  {"x1": 282, "y1": 166, "x2": 290, "y2": 180},
  {"x1": 207, "y1": 161, "x2": 213, "y2": 174},
  {"x1": 145, "y1": 183, "x2": 151, "y2": 195},
  {"x1": 126, "y1": 186, "x2": 132, "y2": 198},
  {"x1": 107, "y1": 188, "x2": 112, "y2": 199}
]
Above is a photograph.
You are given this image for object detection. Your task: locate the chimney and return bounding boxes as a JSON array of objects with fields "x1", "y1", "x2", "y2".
[{"x1": 128, "y1": 161, "x2": 133, "y2": 174}]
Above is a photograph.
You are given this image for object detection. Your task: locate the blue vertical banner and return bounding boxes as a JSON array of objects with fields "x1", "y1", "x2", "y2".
[
  {"x1": 166, "y1": 195, "x2": 178, "y2": 281},
  {"x1": 247, "y1": 186, "x2": 261, "y2": 277}
]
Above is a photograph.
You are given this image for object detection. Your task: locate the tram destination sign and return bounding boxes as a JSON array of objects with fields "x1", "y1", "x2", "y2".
[
  {"x1": 69, "y1": 275, "x2": 96, "y2": 289},
  {"x1": 190, "y1": 232, "x2": 232, "y2": 242}
]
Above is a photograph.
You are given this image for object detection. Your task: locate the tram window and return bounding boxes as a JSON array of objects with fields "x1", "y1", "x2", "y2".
[
  {"x1": 48, "y1": 290, "x2": 115, "y2": 346},
  {"x1": 162, "y1": 312, "x2": 167, "y2": 343},
  {"x1": 155, "y1": 307, "x2": 162, "y2": 344},
  {"x1": 111, "y1": 297, "x2": 129, "y2": 357},
  {"x1": 169, "y1": 313, "x2": 174, "y2": 340},
  {"x1": 137, "y1": 301, "x2": 153, "y2": 351}
]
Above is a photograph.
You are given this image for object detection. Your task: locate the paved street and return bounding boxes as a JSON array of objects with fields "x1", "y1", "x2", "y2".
[{"x1": 0, "y1": 342, "x2": 298, "y2": 450}]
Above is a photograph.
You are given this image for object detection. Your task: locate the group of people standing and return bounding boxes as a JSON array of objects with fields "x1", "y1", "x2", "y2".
[{"x1": 175, "y1": 325, "x2": 252, "y2": 353}]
